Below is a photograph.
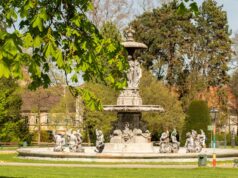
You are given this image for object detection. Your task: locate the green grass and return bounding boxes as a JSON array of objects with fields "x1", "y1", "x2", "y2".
[
  {"x1": 0, "y1": 146, "x2": 19, "y2": 150},
  {"x1": 0, "y1": 167, "x2": 237, "y2": 178},
  {"x1": 0, "y1": 153, "x2": 198, "y2": 165}
]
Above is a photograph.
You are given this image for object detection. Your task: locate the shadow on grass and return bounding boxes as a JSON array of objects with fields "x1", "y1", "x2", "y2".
[{"x1": 0, "y1": 177, "x2": 24, "y2": 178}]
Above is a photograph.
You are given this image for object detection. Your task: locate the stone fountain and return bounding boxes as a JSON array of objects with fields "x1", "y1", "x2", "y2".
[
  {"x1": 17, "y1": 27, "x2": 238, "y2": 162},
  {"x1": 103, "y1": 28, "x2": 164, "y2": 153}
]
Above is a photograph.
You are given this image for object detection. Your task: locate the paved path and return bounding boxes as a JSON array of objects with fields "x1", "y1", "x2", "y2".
[
  {"x1": 0, "y1": 162, "x2": 236, "y2": 168},
  {"x1": 0, "y1": 150, "x2": 16, "y2": 154}
]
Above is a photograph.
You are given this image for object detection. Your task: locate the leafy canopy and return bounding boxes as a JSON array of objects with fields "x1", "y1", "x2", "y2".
[
  {"x1": 132, "y1": 0, "x2": 232, "y2": 110},
  {"x1": 0, "y1": 0, "x2": 128, "y2": 110}
]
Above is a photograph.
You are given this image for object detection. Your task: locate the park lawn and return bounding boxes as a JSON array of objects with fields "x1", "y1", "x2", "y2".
[{"x1": 0, "y1": 166, "x2": 237, "y2": 178}]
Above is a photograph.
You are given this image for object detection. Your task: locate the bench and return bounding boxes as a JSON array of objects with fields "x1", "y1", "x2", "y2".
[{"x1": 234, "y1": 159, "x2": 238, "y2": 168}]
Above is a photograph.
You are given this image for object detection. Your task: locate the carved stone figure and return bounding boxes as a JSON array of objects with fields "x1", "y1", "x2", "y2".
[
  {"x1": 95, "y1": 129, "x2": 105, "y2": 153},
  {"x1": 231, "y1": 128, "x2": 236, "y2": 147},
  {"x1": 159, "y1": 130, "x2": 171, "y2": 153},
  {"x1": 110, "y1": 129, "x2": 123, "y2": 143},
  {"x1": 185, "y1": 132, "x2": 196, "y2": 153},
  {"x1": 158, "y1": 129, "x2": 180, "y2": 153},
  {"x1": 53, "y1": 132, "x2": 65, "y2": 152},
  {"x1": 198, "y1": 129, "x2": 206, "y2": 148},
  {"x1": 122, "y1": 122, "x2": 133, "y2": 143},
  {"x1": 170, "y1": 128, "x2": 180, "y2": 153},
  {"x1": 127, "y1": 59, "x2": 142, "y2": 89},
  {"x1": 133, "y1": 60, "x2": 142, "y2": 88},
  {"x1": 185, "y1": 130, "x2": 206, "y2": 153},
  {"x1": 74, "y1": 129, "x2": 84, "y2": 152},
  {"x1": 66, "y1": 129, "x2": 82, "y2": 152}
]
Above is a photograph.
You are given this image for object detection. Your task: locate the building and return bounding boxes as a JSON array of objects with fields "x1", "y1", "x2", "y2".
[{"x1": 21, "y1": 86, "x2": 83, "y2": 135}]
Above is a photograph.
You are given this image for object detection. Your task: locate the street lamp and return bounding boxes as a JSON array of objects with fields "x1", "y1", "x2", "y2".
[{"x1": 210, "y1": 107, "x2": 219, "y2": 168}]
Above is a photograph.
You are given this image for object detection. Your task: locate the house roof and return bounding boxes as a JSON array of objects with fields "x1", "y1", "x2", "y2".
[{"x1": 21, "y1": 86, "x2": 76, "y2": 113}]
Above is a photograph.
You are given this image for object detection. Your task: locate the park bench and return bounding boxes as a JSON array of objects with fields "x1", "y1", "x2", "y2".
[{"x1": 234, "y1": 159, "x2": 238, "y2": 168}]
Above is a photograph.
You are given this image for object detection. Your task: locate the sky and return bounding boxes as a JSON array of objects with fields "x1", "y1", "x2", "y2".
[{"x1": 196, "y1": 0, "x2": 238, "y2": 36}]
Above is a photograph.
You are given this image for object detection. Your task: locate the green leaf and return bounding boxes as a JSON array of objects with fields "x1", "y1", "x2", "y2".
[
  {"x1": 81, "y1": 62, "x2": 89, "y2": 72},
  {"x1": 0, "y1": 60, "x2": 11, "y2": 78},
  {"x1": 2, "y1": 38, "x2": 18, "y2": 57},
  {"x1": 39, "y1": 8, "x2": 48, "y2": 21},
  {"x1": 190, "y1": 2, "x2": 199, "y2": 15},
  {"x1": 177, "y1": 2, "x2": 187, "y2": 14},
  {"x1": 33, "y1": 36, "x2": 42, "y2": 48},
  {"x1": 32, "y1": 15, "x2": 43, "y2": 32},
  {"x1": 0, "y1": 31, "x2": 7, "y2": 40},
  {"x1": 23, "y1": 33, "x2": 33, "y2": 48},
  {"x1": 6, "y1": 9, "x2": 17, "y2": 21},
  {"x1": 55, "y1": 50, "x2": 64, "y2": 67},
  {"x1": 107, "y1": 43, "x2": 116, "y2": 52},
  {"x1": 71, "y1": 15, "x2": 81, "y2": 27},
  {"x1": 106, "y1": 74, "x2": 115, "y2": 84},
  {"x1": 44, "y1": 42, "x2": 55, "y2": 58}
]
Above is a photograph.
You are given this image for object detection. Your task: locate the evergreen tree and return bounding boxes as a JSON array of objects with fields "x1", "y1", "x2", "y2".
[
  {"x1": 194, "y1": 0, "x2": 232, "y2": 86},
  {"x1": 182, "y1": 100, "x2": 211, "y2": 144}
]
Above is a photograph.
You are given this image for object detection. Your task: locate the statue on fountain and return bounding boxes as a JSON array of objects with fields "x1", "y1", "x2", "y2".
[
  {"x1": 95, "y1": 129, "x2": 105, "y2": 153},
  {"x1": 159, "y1": 129, "x2": 180, "y2": 153},
  {"x1": 170, "y1": 128, "x2": 180, "y2": 153},
  {"x1": 53, "y1": 131, "x2": 65, "y2": 152},
  {"x1": 185, "y1": 129, "x2": 206, "y2": 153},
  {"x1": 122, "y1": 122, "x2": 133, "y2": 143}
]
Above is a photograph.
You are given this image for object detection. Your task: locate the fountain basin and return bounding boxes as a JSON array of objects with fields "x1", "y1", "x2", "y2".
[
  {"x1": 103, "y1": 105, "x2": 164, "y2": 112},
  {"x1": 17, "y1": 147, "x2": 238, "y2": 162}
]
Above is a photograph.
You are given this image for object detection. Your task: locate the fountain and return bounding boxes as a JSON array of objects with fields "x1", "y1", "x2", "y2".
[{"x1": 102, "y1": 27, "x2": 164, "y2": 153}]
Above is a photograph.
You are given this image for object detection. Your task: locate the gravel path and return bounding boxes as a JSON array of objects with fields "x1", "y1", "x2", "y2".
[{"x1": 0, "y1": 162, "x2": 236, "y2": 168}]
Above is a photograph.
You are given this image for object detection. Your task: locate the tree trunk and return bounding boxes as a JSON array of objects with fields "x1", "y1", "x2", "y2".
[{"x1": 37, "y1": 112, "x2": 41, "y2": 145}]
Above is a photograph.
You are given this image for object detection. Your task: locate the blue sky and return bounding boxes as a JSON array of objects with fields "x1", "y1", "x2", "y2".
[{"x1": 196, "y1": 0, "x2": 238, "y2": 36}]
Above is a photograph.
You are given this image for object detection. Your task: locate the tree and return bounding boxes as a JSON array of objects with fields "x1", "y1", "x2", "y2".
[
  {"x1": 195, "y1": 0, "x2": 232, "y2": 86},
  {"x1": 230, "y1": 70, "x2": 238, "y2": 129},
  {"x1": 100, "y1": 21, "x2": 122, "y2": 43},
  {"x1": 0, "y1": 0, "x2": 128, "y2": 110},
  {"x1": 182, "y1": 100, "x2": 211, "y2": 144},
  {"x1": 0, "y1": 77, "x2": 31, "y2": 143},
  {"x1": 131, "y1": 1, "x2": 196, "y2": 83},
  {"x1": 131, "y1": 0, "x2": 232, "y2": 110},
  {"x1": 140, "y1": 70, "x2": 185, "y2": 138},
  {"x1": 82, "y1": 82, "x2": 118, "y2": 143},
  {"x1": 90, "y1": 0, "x2": 132, "y2": 29}
]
